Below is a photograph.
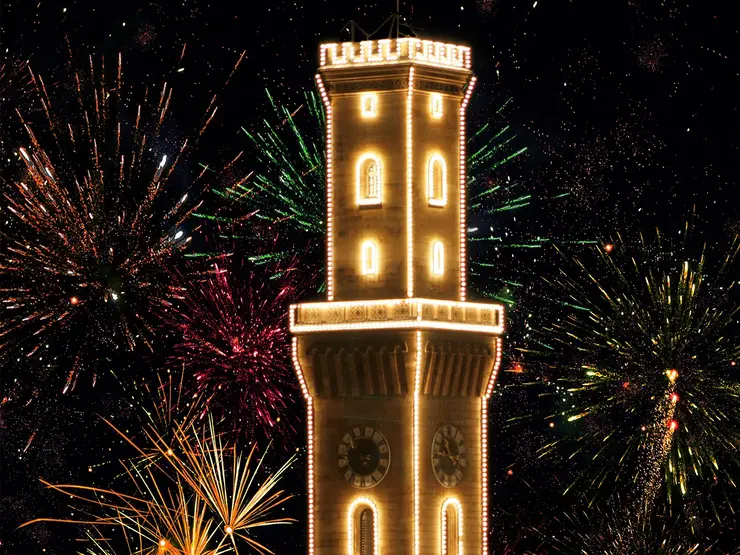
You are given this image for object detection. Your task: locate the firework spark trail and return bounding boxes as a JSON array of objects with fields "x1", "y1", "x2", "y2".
[
  {"x1": 547, "y1": 496, "x2": 708, "y2": 555},
  {"x1": 194, "y1": 89, "x2": 584, "y2": 303},
  {"x1": 506, "y1": 218, "x2": 740, "y2": 522},
  {"x1": 160, "y1": 247, "x2": 304, "y2": 446},
  {"x1": 0, "y1": 49, "x2": 247, "y2": 399},
  {"x1": 22, "y1": 415, "x2": 296, "y2": 555},
  {"x1": 634, "y1": 382, "x2": 679, "y2": 517},
  {"x1": 94, "y1": 368, "x2": 208, "y2": 479},
  {"x1": 0, "y1": 58, "x2": 31, "y2": 98}
]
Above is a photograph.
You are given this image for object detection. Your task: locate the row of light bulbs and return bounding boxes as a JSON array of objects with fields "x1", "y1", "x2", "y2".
[
  {"x1": 292, "y1": 333, "x2": 502, "y2": 555},
  {"x1": 320, "y1": 38, "x2": 472, "y2": 70}
]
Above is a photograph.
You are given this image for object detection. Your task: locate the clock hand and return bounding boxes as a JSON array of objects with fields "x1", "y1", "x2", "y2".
[{"x1": 440, "y1": 438, "x2": 453, "y2": 458}]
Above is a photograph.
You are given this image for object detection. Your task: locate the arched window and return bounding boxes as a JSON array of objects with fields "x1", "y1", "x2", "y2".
[
  {"x1": 432, "y1": 241, "x2": 444, "y2": 276},
  {"x1": 357, "y1": 154, "x2": 382, "y2": 205},
  {"x1": 349, "y1": 498, "x2": 379, "y2": 555},
  {"x1": 361, "y1": 93, "x2": 377, "y2": 117},
  {"x1": 428, "y1": 155, "x2": 446, "y2": 206},
  {"x1": 361, "y1": 240, "x2": 379, "y2": 276},
  {"x1": 430, "y1": 93, "x2": 444, "y2": 118},
  {"x1": 441, "y1": 498, "x2": 462, "y2": 555}
]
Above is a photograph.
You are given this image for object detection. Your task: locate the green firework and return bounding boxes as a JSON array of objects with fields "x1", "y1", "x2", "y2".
[
  {"x1": 547, "y1": 497, "x2": 717, "y2": 554},
  {"x1": 197, "y1": 88, "x2": 571, "y2": 300},
  {"x1": 514, "y1": 222, "x2": 740, "y2": 519}
]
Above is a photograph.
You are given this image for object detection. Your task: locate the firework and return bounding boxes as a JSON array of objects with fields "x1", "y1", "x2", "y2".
[
  {"x1": 100, "y1": 369, "x2": 208, "y2": 478},
  {"x1": 0, "y1": 51, "x2": 246, "y2": 396},
  {"x1": 215, "y1": 89, "x2": 325, "y2": 258},
  {"x1": 548, "y1": 498, "x2": 712, "y2": 555},
  {"x1": 200, "y1": 89, "x2": 544, "y2": 300},
  {"x1": 23, "y1": 415, "x2": 296, "y2": 555},
  {"x1": 160, "y1": 249, "x2": 303, "y2": 445},
  {"x1": 514, "y1": 221, "x2": 740, "y2": 518},
  {"x1": 637, "y1": 36, "x2": 668, "y2": 73},
  {"x1": 139, "y1": 370, "x2": 204, "y2": 442},
  {"x1": 475, "y1": 0, "x2": 500, "y2": 15},
  {"x1": 0, "y1": 58, "x2": 31, "y2": 98}
]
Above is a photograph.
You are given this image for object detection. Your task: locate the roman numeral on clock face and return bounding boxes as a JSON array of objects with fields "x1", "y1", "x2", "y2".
[
  {"x1": 431, "y1": 424, "x2": 466, "y2": 488},
  {"x1": 337, "y1": 426, "x2": 391, "y2": 488}
]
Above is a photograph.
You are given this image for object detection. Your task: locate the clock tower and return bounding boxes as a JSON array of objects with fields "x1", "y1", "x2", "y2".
[{"x1": 290, "y1": 36, "x2": 504, "y2": 555}]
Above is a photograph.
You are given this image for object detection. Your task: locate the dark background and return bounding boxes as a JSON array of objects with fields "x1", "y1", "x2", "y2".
[{"x1": 1, "y1": 0, "x2": 738, "y2": 552}]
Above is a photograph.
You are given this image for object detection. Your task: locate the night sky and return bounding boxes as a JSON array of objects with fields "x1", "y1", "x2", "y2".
[{"x1": 1, "y1": 0, "x2": 739, "y2": 553}]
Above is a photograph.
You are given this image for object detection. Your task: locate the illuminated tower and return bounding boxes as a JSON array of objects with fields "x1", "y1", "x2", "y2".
[{"x1": 290, "y1": 36, "x2": 504, "y2": 555}]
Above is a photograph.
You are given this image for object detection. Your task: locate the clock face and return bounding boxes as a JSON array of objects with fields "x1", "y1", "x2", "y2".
[
  {"x1": 431, "y1": 425, "x2": 466, "y2": 488},
  {"x1": 337, "y1": 426, "x2": 390, "y2": 488}
]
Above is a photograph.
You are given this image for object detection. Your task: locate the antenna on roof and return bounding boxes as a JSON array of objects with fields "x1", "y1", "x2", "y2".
[
  {"x1": 339, "y1": 20, "x2": 370, "y2": 42},
  {"x1": 339, "y1": 1, "x2": 423, "y2": 42}
]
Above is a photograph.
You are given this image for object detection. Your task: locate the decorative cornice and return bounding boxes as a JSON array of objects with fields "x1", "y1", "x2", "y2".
[
  {"x1": 415, "y1": 80, "x2": 463, "y2": 95},
  {"x1": 290, "y1": 298, "x2": 504, "y2": 335},
  {"x1": 300, "y1": 342, "x2": 410, "y2": 397},
  {"x1": 326, "y1": 78, "x2": 409, "y2": 93}
]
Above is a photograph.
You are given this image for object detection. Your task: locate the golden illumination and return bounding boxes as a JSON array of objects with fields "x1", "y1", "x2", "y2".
[
  {"x1": 315, "y1": 74, "x2": 334, "y2": 301},
  {"x1": 348, "y1": 497, "x2": 379, "y2": 555},
  {"x1": 361, "y1": 240, "x2": 379, "y2": 276},
  {"x1": 458, "y1": 77, "x2": 477, "y2": 301},
  {"x1": 481, "y1": 337, "x2": 503, "y2": 555},
  {"x1": 432, "y1": 241, "x2": 444, "y2": 276},
  {"x1": 427, "y1": 154, "x2": 447, "y2": 207},
  {"x1": 289, "y1": 298, "x2": 505, "y2": 335},
  {"x1": 320, "y1": 38, "x2": 472, "y2": 71},
  {"x1": 413, "y1": 331, "x2": 422, "y2": 555},
  {"x1": 292, "y1": 338, "x2": 315, "y2": 555},
  {"x1": 441, "y1": 498, "x2": 463, "y2": 555},
  {"x1": 311, "y1": 38, "x2": 503, "y2": 555},
  {"x1": 360, "y1": 93, "x2": 377, "y2": 117},
  {"x1": 407, "y1": 66, "x2": 415, "y2": 297},
  {"x1": 430, "y1": 93, "x2": 444, "y2": 118},
  {"x1": 356, "y1": 153, "x2": 382, "y2": 205}
]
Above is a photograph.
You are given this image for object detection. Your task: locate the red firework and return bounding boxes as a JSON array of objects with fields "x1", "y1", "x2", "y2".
[{"x1": 163, "y1": 252, "x2": 305, "y2": 445}]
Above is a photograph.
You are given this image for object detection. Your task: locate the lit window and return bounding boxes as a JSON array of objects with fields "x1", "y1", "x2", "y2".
[
  {"x1": 357, "y1": 154, "x2": 382, "y2": 205},
  {"x1": 430, "y1": 93, "x2": 443, "y2": 118},
  {"x1": 432, "y1": 241, "x2": 444, "y2": 276},
  {"x1": 428, "y1": 154, "x2": 446, "y2": 206},
  {"x1": 359, "y1": 508, "x2": 373, "y2": 555},
  {"x1": 441, "y1": 499, "x2": 462, "y2": 555},
  {"x1": 349, "y1": 498, "x2": 379, "y2": 555},
  {"x1": 361, "y1": 93, "x2": 377, "y2": 117},
  {"x1": 361, "y1": 240, "x2": 379, "y2": 275}
]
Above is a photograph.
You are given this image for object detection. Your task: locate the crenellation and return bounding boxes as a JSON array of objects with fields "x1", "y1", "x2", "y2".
[
  {"x1": 292, "y1": 33, "x2": 503, "y2": 555},
  {"x1": 320, "y1": 38, "x2": 472, "y2": 71}
]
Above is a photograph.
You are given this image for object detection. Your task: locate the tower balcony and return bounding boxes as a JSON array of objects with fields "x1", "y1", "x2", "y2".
[
  {"x1": 290, "y1": 298, "x2": 504, "y2": 335},
  {"x1": 290, "y1": 298, "x2": 504, "y2": 399}
]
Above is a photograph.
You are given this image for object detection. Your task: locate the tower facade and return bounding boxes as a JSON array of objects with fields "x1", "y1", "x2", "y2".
[{"x1": 290, "y1": 37, "x2": 504, "y2": 555}]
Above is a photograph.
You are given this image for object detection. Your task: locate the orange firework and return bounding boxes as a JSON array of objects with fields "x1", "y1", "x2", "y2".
[
  {"x1": 22, "y1": 414, "x2": 295, "y2": 555},
  {"x1": 0, "y1": 49, "x2": 246, "y2": 400}
]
